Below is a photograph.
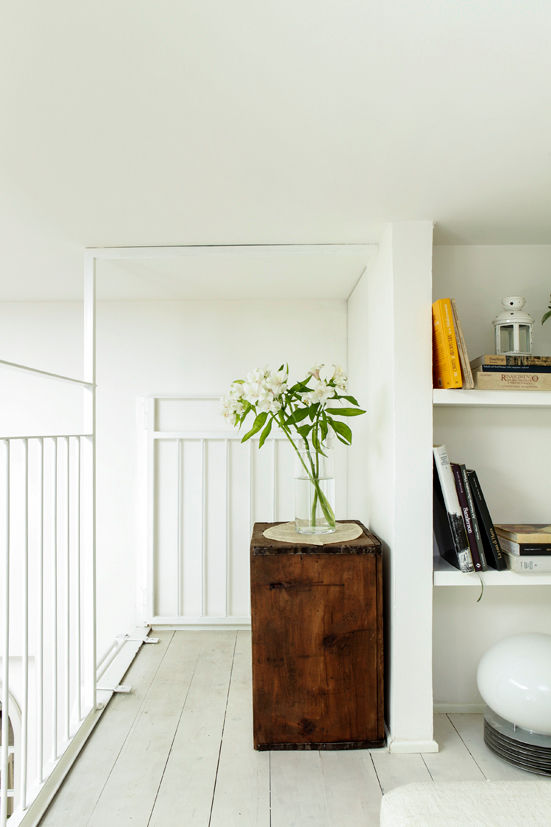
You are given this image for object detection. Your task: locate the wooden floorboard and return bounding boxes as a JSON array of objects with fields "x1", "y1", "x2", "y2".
[
  {"x1": 448, "y1": 712, "x2": 534, "y2": 781},
  {"x1": 320, "y1": 751, "x2": 382, "y2": 826},
  {"x1": 87, "y1": 630, "x2": 209, "y2": 826},
  {"x1": 41, "y1": 631, "x2": 174, "y2": 827},
  {"x1": 147, "y1": 631, "x2": 237, "y2": 827},
  {"x1": 422, "y1": 714, "x2": 486, "y2": 782},
  {"x1": 41, "y1": 633, "x2": 551, "y2": 827},
  {"x1": 370, "y1": 750, "x2": 432, "y2": 793},
  {"x1": 209, "y1": 631, "x2": 270, "y2": 827}
]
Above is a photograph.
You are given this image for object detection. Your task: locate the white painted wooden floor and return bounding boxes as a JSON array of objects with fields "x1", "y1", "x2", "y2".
[{"x1": 41, "y1": 631, "x2": 539, "y2": 827}]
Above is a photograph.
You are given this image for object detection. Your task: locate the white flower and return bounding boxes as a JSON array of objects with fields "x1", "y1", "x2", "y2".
[
  {"x1": 309, "y1": 364, "x2": 322, "y2": 380},
  {"x1": 333, "y1": 366, "x2": 348, "y2": 391},
  {"x1": 221, "y1": 394, "x2": 244, "y2": 425},
  {"x1": 319, "y1": 364, "x2": 336, "y2": 382},
  {"x1": 264, "y1": 368, "x2": 287, "y2": 396},
  {"x1": 305, "y1": 378, "x2": 336, "y2": 405}
]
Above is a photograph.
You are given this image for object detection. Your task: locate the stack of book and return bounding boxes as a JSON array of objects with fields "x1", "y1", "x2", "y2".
[
  {"x1": 495, "y1": 524, "x2": 551, "y2": 572},
  {"x1": 433, "y1": 444, "x2": 506, "y2": 572},
  {"x1": 432, "y1": 298, "x2": 474, "y2": 389},
  {"x1": 470, "y1": 355, "x2": 551, "y2": 391}
]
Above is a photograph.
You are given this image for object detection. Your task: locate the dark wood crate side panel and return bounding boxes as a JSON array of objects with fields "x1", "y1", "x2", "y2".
[{"x1": 251, "y1": 552, "x2": 384, "y2": 749}]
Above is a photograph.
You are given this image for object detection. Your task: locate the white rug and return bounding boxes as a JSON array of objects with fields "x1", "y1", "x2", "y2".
[{"x1": 380, "y1": 780, "x2": 551, "y2": 826}]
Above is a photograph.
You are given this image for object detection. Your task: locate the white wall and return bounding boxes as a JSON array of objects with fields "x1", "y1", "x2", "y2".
[
  {"x1": 0, "y1": 298, "x2": 347, "y2": 657},
  {"x1": 349, "y1": 222, "x2": 435, "y2": 752},
  {"x1": 432, "y1": 245, "x2": 551, "y2": 707}
]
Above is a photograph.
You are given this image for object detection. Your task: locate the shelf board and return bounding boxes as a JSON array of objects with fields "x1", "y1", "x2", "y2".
[
  {"x1": 433, "y1": 557, "x2": 551, "y2": 586},
  {"x1": 433, "y1": 389, "x2": 551, "y2": 408}
]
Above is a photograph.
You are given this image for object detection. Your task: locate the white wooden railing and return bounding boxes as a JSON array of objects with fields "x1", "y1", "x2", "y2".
[
  {"x1": 144, "y1": 395, "x2": 347, "y2": 628},
  {"x1": 0, "y1": 432, "x2": 95, "y2": 825},
  {"x1": 0, "y1": 258, "x2": 96, "y2": 827}
]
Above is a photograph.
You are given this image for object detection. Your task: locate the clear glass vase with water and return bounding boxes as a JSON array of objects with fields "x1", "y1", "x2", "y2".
[{"x1": 294, "y1": 446, "x2": 336, "y2": 534}]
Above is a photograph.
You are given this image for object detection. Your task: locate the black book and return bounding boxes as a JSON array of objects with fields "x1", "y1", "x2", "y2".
[
  {"x1": 433, "y1": 446, "x2": 473, "y2": 573},
  {"x1": 466, "y1": 469, "x2": 506, "y2": 570},
  {"x1": 451, "y1": 463, "x2": 486, "y2": 572}
]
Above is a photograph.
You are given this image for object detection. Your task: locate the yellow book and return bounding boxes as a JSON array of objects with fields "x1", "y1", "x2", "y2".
[{"x1": 432, "y1": 298, "x2": 462, "y2": 388}]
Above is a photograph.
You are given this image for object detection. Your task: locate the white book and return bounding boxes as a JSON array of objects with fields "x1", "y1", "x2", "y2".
[
  {"x1": 433, "y1": 445, "x2": 473, "y2": 572},
  {"x1": 503, "y1": 551, "x2": 551, "y2": 573}
]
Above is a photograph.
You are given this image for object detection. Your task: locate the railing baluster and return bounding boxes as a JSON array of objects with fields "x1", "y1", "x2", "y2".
[
  {"x1": 201, "y1": 440, "x2": 208, "y2": 617},
  {"x1": 249, "y1": 441, "x2": 255, "y2": 534},
  {"x1": 21, "y1": 440, "x2": 29, "y2": 809},
  {"x1": 225, "y1": 440, "x2": 231, "y2": 618},
  {"x1": 76, "y1": 437, "x2": 82, "y2": 721},
  {"x1": 38, "y1": 439, "x2": 44, "y2": 781},
  {"x1": 65, "y1": 437, "x2": 70, "y2": 742},
  {"x1": 177, "y1": 440, "x2": 182, "y2": 616},
  {"x1": 52, "y1": 437, "x2": 58, "y2": 760},
  {"x1": 272, "y1": 439, "x2": 278, "y2": 522},
  {"x1": 1, "y1": 440, "x2": 10, "y2": 826}
]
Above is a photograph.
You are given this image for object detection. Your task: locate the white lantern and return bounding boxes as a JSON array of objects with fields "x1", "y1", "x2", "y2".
[{"x1": 493, "y1": 296, "x2": 534, "y2": 356}]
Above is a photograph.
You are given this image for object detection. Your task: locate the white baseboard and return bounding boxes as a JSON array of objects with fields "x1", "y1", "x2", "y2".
[
  {"x1": 388, "y1": 738, "x2": 439, "y2": 754},
  {"x1": 434, "y1": 703, "x2": 486, "y2": 714}
]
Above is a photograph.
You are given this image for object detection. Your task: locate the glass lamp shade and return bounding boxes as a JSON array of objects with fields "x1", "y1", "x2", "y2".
[{"x1": 477, "y1": 633, "x2": 551, "y2": 736}]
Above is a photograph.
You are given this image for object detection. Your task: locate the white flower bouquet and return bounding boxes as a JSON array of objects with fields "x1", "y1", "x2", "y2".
[{"x1": 221, "y1": 363, "x2": 365, "y2": 533}]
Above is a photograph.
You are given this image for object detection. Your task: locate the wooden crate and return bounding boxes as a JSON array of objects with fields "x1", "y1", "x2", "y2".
[{"x1": 250, "y1": 521, "x2": 384, "y2": 750}]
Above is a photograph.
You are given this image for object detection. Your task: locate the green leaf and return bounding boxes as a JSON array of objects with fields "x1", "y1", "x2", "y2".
[
  {"x1": 328, "y1": 418, "x2": 352, "y2": 444},
  {"x1": 233, "y1": 379, "x2": 245, "y2": 383},
  {"x1": 308, "y1": 403, "x2": 319, "y2": 421},
  {"x1": 289, "y1": 379, "x2": 311, "y2": 393},
  {"x1": 542, "y1": 310, "x2": 551, "y2": 325},
  {"x1": 320, "y1": 416, "x2": 328, "y2": 442},
  {"x1": 296, "y1": 424, "x2": 312, "y2": 439},
  {"x1": 286, "y1": 407, "x2": 310, "y2": 425},
  {"x1": 341, "y1": 394, "x2": 359, "y2": 406},
  {"x1": 325, "y1": 407, "x2": 366, "y2": 417},
  {"x1": 241, "y1": 411, "x2": 268, "y2": 443},
  {"x1": 258, "y1": 417, "x2": 273, "y2": 448}
]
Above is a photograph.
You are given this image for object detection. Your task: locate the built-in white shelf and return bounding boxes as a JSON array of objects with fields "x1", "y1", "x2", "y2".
[
  {"x1": 433, "y1": 557, "x2": 551, "y2": 586},
  {"x1": 433, "y1": 389, "x2": 551, "y2": 407}
]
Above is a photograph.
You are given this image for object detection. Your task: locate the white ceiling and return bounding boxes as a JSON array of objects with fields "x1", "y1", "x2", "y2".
[
  {"x1": 95, "y1": 247, "x2": 374, "y2": 301},
  {"x1": 1, "y1": 1, "x2": 551, "y2": 300}
]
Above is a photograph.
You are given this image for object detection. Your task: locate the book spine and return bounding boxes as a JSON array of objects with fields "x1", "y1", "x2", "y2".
[
  {"x1": 451, "y1": 463, "x2": 483, "y2": 571},
  {"x1": 471, "y1": 354, "x2": 551, "y2": 368},
  {"x1": 476, "y1": 364, "x2": 551, "y2": 374},
  {"x1": 474, "y1": 371, "x2": 551, "y2": 390},
  {"x1": 433, "y1": 446, "x2": 473, "y2": 572},
  {"x1": 450, "y1": 298, "x2": 474, "y2": 389},
  {"x1": 502, "y1": 552, "x2": 551, "y2": 573},
  {"x1": 460, "y1": 464, "x2": 487, "y2": 570},
  {"x1": 497, "y1": 536, "x2": 551, "y2": 556},
  {"x1": 432, "y1": 299, "x2": 462, "y2": 389},
  {"x1": 466, "y1": 469, "x2": 506, "y2": 570}
]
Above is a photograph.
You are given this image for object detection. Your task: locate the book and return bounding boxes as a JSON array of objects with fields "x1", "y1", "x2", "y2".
[
  {"x1": 433, "y1": 446, "x2": 474, "y2": 572},
  {"x1": 472, "y1": 363, "x2": 551, "y2": 374},
  {"x1": 502, "y1": 551, "x2": 551, "y2": 573},
  {"x1": 450, "y1": 299, "x2": 474, "y2": 389},
  {"x1": 495, "y1": 523, "x2": 551, "y2": 543},
  {"x1": 451, "y1": 463, "x2": 486, "y2": 571},
  {"x1": 473, "y1": 371, "x2": 551, "y2": 391},
  {"x1": 432, "y1": 299, "x2": 462, "y2": 389},
  {"x1": 498, "y1": 536, "x2": 551, "y2": 556},
  {"x1": 471, "y1": 354, "x2": 551, "y2": 369},
  {"x1": 466, "y1": 469, "x2": 506, "y2": 570}
]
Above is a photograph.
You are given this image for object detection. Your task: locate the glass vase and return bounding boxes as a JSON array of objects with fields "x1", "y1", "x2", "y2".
[{"x1": 294, "y1": 447, "x2": 336, "y2": 534}]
